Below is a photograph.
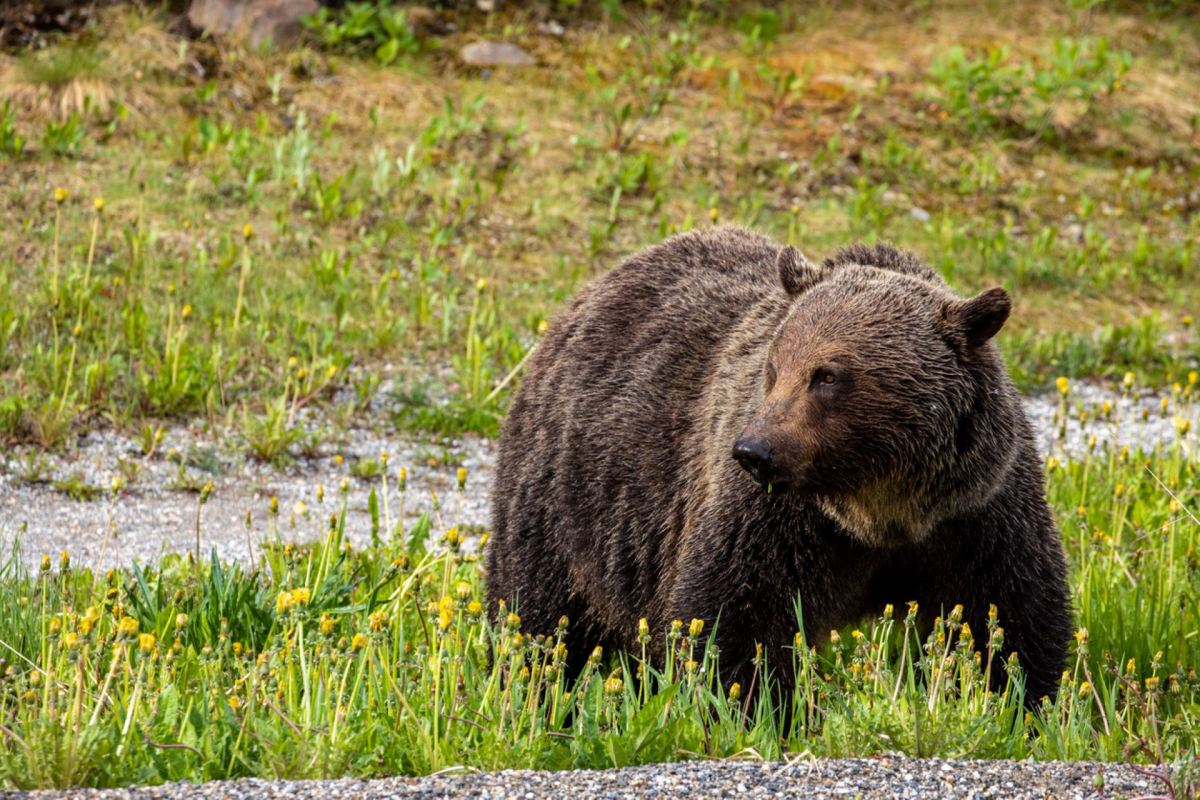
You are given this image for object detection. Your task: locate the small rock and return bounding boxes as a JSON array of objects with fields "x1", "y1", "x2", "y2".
[
  {"x1": 188, "y1": 0, "x2": 318, "y2": 49},
  {"x1": 406, "y1": 5, "x2": 447, "y2": 38},
  {"x1": 537, "y1": 20, "x2": 565, "y2": 37},
  {"x1": 460, "y1": 40, "x2": 536, "y2": 68},
  {"x1": 909, "y1": 206, "x2": 931, "y2": 223}
]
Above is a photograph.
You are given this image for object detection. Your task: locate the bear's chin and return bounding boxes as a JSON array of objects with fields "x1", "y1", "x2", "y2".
[{"x1": 816, "y1": 482, "x2": 940, "y2": 549}]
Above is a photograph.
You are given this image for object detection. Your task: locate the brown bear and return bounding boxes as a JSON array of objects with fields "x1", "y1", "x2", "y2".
[{"x1": 487, "y1": 226, "x2": 1070, "y2": 704}]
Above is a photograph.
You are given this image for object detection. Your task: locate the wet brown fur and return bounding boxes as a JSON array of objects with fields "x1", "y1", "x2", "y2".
[{"x1": 487, "y1": 226, "x2": 1071, "y2": 703}]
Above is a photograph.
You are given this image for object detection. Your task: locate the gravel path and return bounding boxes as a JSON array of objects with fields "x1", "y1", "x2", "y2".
[
  {"x1": 8, "y1": 757, "x2": 1182, "y2": 799},
  {"x1": 0, "y1": 385, "x2": 1196, "y2": 573}
]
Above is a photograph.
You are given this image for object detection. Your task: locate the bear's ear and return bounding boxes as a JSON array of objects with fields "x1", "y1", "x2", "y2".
[
  {"x1": 946, "y1": 287, "x2": 1011, "y2": 348},
  {"x1": 777, "y1": 246, "x2": 820, "y2": 296}
]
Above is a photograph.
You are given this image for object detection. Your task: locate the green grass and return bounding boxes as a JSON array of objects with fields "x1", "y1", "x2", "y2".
[
  {"x1": 0, "y1": 2, "x2": 1197, "y2": 449},
  {"x1": 0, "y1": 1, "x2": 1198, "y2": 789},
  {"x1": 0, "y1": 401, "x2": 1197, "y2": 789}
]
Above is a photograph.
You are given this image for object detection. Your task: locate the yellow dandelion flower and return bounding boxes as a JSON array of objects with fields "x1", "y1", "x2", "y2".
[
  {"x1": 117, "y1": 616, "x2": 139, "y2": 637},
  {"x1": 63, "y1": 631, "x2": 80, "y2": 650},
  {"x1": 604, "y1": 676, "x2": 624, "y2": 696},
  {"x1": 1055, "y1": 376, "x2": 1069, "y2": 397},
  {"x1": 467, "y1": 600, "x2": 482, "y2": 617},
  {"x1": 242, "y1": 223, "x2": 254, "y2": 240},
  {"x1": 1123, "y1": 371, "x2": 1135, "y2": 389},
  {"x1": 94, "y1": 196, "x2": 105, "y2": 213},
  {"x1": 688, "y1": 618, "x2": 704, "y2": 638},
  {"x1": 292, "y1": 587, "x2": 311, "y2": 605},
  {"x1": 351, "y1": 633, "x2": 368, "y2": 651},
  {"x1": 275, "y1": 591, "x2": 294, "y2": 614},
  {"x1": 457, "y1": 466, "x2": 469, "y2": 490},
  {"x1": 728, "y1": 682, "x2": 742, "y2": 701},
  {"x1": 54, "y1": 187, "x2": 68, "y2": 204},
  {"x1": 139, "y1": 633, "x2": 156, "y2": 653},
  {"x1": 320, "y1": 614, "x2": 335, "y2": 635}
]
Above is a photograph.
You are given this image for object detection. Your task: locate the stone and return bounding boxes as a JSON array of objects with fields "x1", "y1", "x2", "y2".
[
  {"x1": 187, "y1": 0, "x2": 319, "y2": 49},
  {"x1": 459, "y1": 41, "x2": 535, "y2": 68},
  {"x1": 405, "y1": 6, "x2": 447, "y2": 38}
]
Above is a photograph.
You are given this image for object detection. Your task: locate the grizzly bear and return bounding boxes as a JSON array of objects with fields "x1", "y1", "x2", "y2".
[{"x1": 487, "y1": 226, "x2": 1071, "y2": 704}]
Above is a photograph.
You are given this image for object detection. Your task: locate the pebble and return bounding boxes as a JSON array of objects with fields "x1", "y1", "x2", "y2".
[{"x1": 7, "y1": 757, "x2": 1173, "y2": 799}]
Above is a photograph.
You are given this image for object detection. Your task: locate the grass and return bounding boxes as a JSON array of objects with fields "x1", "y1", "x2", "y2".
[
  {"x1": 0, "y1": 1, "x2": 1196, "y2": 450},
  {"x1": 0, "y1": 0, "x2": 1198, "y2": 790},
  {"x1": 0, "y1": 391, "x2": 1197, "y2": 790}
]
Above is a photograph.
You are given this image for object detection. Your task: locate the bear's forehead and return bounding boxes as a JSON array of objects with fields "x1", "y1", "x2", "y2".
[{"x1": 798, "y1": 271, "x2": 948, "y2": 316}]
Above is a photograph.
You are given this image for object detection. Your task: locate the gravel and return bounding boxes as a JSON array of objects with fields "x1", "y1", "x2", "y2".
[
  {"x1": 1, "y1": 384, "x2": 1195, "y2": 573},
  {"x1": 7, "y1": 757, "x2": 1180, "y2": 799}
]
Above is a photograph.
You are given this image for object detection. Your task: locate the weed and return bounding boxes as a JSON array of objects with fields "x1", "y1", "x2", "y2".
[{"x1": 0, "y1": 424, "x2": 1197, "y2": 787}]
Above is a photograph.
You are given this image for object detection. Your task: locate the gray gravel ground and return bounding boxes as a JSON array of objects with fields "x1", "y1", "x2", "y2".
[
  {"x1": 7, "y1": 757, "x2": 1181, "y2": 799},
  {"x1": 0, "y1": 385, "x2": 1196, "y2": 573}
]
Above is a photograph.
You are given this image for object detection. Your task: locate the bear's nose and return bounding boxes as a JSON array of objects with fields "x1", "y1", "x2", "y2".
[{"x1": 732, "y1": 437, "x2": 774, "y2": 484}]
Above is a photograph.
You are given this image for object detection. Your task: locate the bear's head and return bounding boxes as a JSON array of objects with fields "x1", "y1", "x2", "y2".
[{"x1": 732, "y1": 244, "x2": 1022, "y2": 547}]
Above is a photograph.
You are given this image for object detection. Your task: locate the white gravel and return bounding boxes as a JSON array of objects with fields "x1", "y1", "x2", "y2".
[
  {"x1": 0, "y1": 384, "x2": 1195, "y2": 573},
  {"x1": 9, "y1": 756, "x2": 1187, "y2": 799}
]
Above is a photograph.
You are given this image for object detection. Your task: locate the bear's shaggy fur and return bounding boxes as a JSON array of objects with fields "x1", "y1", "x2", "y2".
[{"x1": 487, "y1": 226, "x2": 1071, "y2": 702}]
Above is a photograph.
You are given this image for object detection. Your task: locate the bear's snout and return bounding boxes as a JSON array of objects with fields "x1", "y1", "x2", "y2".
[{"x1": 732, "y1": 436, "x2": 777, "y2": 486}]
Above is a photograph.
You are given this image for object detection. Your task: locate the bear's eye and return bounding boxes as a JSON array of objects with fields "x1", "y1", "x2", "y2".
[{"x1": 811, "y1": 369, "x2": 837, "y2": 388}]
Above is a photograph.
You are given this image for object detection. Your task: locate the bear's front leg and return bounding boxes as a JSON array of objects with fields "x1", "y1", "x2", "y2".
[{"x1": 913, "y1": 488, "x2": 1072, "y2": 705}]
